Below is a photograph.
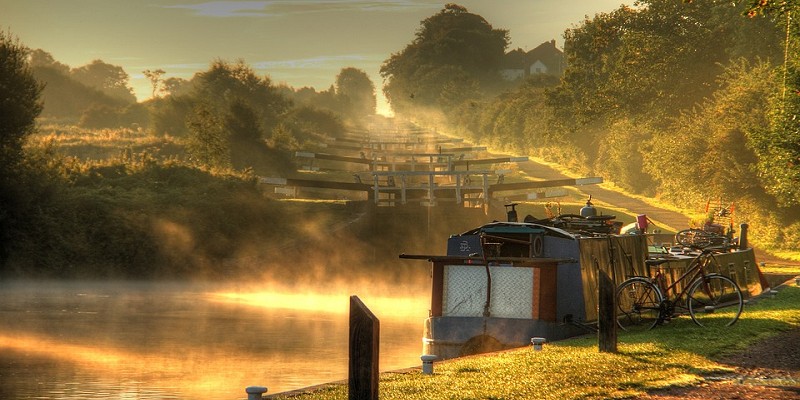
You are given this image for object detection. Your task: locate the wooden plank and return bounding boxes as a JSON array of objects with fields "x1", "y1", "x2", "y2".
[
  {"x1": 489, "y1": 177, "x2": 603, "y2": 193},
  {"x1": 452, "y1": 156, "x2": 528, "y2": 166},
  {"x1": 295, "y1": 152, "x2": 373, "y2": 165},
  {"x1": 532, "y1": 263, "x2": 558, "y2": 322},
  {"x1": 349, "y1": 296, "x2": 379, "y2": 400},
  {"x1": 431, "y1": 262, "x2": 445, "y2": 317}
]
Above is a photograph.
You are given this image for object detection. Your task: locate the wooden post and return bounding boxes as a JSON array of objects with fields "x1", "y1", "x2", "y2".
[
  {"x1": 349, "y1": 296, "x2": 379, "y2": 400},
  {"x1": 598, "y1": 269, "x2": 618, "y2": 353}
]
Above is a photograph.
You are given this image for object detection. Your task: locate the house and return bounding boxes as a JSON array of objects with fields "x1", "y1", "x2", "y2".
[{"x1": 500, "y1": 40, "x2": 565, "y2": 81}]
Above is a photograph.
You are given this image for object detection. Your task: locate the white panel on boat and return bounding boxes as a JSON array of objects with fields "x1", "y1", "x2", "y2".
[
  {"x1": 489, "y1": 267, "x2": 533, "y2": 318},
  {"x1": 443, "y1": 265, "x2": 533, "y2": 319},
  {"x1": 443, "y1": 265, "x2": 486, "y2": 317}
]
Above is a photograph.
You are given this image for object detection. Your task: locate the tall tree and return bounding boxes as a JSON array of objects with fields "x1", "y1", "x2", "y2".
[
  {"x1": 0, "y1": 31, "x2": 43, "y2": 175},
  {"x1": 143, "y1": 68, "x2": 166, "y2": 99},
  {"x1": 0, "y1": 31, "x2": 44, "y2": 265},
  {"x1": 380, "y1": 3, "x2": 508, "y2": 114},
  {"x1": 335, "y1": 67, "x2": 376, "y2": 118}
]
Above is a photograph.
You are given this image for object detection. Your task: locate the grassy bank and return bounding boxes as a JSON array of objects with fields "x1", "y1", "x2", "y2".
[{"x1": 271, "y1": 283, "x2": 800, "y2": 400}]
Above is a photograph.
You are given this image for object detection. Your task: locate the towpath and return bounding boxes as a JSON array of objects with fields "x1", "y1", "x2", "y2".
[{"x1": 514, "y1": 157, "x2": 797, "y2": 266}]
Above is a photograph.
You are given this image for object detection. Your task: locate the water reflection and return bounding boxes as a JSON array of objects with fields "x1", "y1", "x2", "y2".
[{"x1": 0, "y1": 281, "x2": 428, "y2": 399}]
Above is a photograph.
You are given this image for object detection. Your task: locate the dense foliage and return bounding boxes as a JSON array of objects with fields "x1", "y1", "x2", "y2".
[{"x1": 384, "y1": 1, "x2": 800, "y2": 252}]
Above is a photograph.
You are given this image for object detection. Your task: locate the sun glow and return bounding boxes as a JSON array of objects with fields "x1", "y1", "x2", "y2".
[
  {"x1": 0, "y1": 334, "x2": 128, "y2": 365},
  {"x1": 0, "y1": 332, "x2": 290, "y2": 397},
  {"x1": 209, "y1": 289, "x2": 428, "y2": 319}
]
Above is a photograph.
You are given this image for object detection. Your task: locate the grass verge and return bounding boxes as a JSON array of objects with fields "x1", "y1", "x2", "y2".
[{"x1": 271, "y1": 284, "x2": 800, "y2": 400}]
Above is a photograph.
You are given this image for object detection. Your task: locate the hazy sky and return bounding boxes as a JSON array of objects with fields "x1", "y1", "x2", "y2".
[{"x1": 2, "y1": 0, "x2": 627, "y2": 114}]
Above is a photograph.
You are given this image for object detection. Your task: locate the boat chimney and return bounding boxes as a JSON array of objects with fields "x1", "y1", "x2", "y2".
[
  {"x1": 580, "y1": 196, "x2": 596, "y2": 218},
  {"x1": 505, "y1": 203, "x2": 519, "y2": 222}
]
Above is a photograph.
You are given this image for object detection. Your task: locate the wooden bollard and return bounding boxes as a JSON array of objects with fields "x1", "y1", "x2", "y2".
[
  {"x1": 598, "y1": 269, "x2": 618, "y2": 353},
  {"x1": 349, "y1": 295, "x2": 379, "y2": 400}
]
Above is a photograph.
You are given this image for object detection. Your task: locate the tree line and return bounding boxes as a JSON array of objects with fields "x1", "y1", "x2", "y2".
[
  {"x1": 0, "y1": 30, "x2": 379, "y2": 278},
  {"x1": 380, "y1": 1, "x2": 800, "y2": 252}
]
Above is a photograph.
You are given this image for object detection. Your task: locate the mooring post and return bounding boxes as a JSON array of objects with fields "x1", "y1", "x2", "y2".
[
  {"x1": 739, "y1": 223, "x2": 749, "y2": 250},
  {"x1": 349, "y1": 295, "x2": 379, "y2": 400},
  {"x1": 245, "y1": 386, "x2": 267, "y2": 400},
  {"x1": 598, "y1": 269, "x2": 618, "y2": 353}
]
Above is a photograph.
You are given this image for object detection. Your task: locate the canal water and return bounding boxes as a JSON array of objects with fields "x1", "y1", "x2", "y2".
[{"x1": 0, "y1": 280, "x2": 429, "y2": 399}]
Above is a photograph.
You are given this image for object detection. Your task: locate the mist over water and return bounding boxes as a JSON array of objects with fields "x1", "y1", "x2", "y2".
[
  {"x1": 0, "y1": 277, "x2": 429, "y2": 399},
  {"x1": 0, "y1": 192, "x2": 498, "y2": 398}
]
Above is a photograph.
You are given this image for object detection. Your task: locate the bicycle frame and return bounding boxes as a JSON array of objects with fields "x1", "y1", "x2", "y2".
[{"x1": 651, "y1": 250, "x2": 717, "y2": 312}]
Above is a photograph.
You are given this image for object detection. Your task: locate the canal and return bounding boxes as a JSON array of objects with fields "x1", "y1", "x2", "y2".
[{"x1": 0, "y1": 280, "x2": 429, "y2": 399}]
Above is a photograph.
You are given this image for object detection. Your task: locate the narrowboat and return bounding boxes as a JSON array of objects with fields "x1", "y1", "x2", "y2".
[{"x1": 400, "y1": 201, "x2": 765, "y2": 360}]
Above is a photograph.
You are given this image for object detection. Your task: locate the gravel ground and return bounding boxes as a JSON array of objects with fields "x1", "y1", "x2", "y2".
[{"x1": 636, "y1": 281, "x2": 800, "y2": 400}]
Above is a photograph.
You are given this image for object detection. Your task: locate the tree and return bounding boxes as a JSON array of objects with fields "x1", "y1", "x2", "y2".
[
  {"x1": 335, "y1": 67, "x2": 375, "y2": 118},
  {"x1": 70, "y1": 59, "x2": 136, "y2": 103},
  {"x1": 0, "y1": 31, "x2": 43, "y2": 175},
  {"x1": 192, "y1": 59, "x2": 290, "y2": 134},
  {"x1": 225, "y1": 99, "x2": 263, "y2": 143},
  {"x1": 28, "y1": 48, "x2": 69, "y2": 75},
  {"x1": 186, "y1": 102, "x2": 230, "y2": 170},
  {"x1": 380, "y1": 3, "x2": 508, "y2": 113},
  {"x1": 0, "y1": 31, "x2": 44, "y2": 266},
  {"x1": 143, "y1": 68, "x2": 166, "y2": 99},
  {"x1": 162, "y1": 77, "x2": 192, "y2": 97}
]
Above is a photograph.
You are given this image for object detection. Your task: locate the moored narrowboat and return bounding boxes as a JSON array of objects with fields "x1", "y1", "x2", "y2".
[{"x1": 400, "y1": 206, "x2": 765, "y2": 360}]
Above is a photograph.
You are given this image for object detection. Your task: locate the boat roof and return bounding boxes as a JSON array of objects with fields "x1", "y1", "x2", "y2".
[{"x1": 457, "y1": 221, "x2": 577, "y2": 240}]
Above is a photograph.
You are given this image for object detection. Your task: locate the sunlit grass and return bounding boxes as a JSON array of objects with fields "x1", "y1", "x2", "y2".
[
  {"x1": 32, "y1": 124, "x2": 175, "y2": 148},
  {"x1": 765, "y1": 251, "x2": 800, "y2": 264},
  {"x1": 760, "y1": 262, "x2": 800, "y2": 276},
  {"x1": 271, "y1": 286, "x2": 800, "y2": 399},
  {"x1": 27, "y1": 124, "x2": 185, "y2": 162}
]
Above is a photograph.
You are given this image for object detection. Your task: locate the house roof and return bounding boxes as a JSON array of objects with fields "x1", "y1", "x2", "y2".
[{"x1": 501, "y1": 40, "x2": 564, "y2": 74}]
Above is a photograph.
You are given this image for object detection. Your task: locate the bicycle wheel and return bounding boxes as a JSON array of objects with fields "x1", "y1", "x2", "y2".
[
  {"x1": 616, "y1": 278, "x2": 663, "y2": 332},
  {"x1": 675, "y1": 228, "x2": 714, "y2": 248},
  {"x1": 687, "y1": 274, "x2": 743, "y2": 328}
]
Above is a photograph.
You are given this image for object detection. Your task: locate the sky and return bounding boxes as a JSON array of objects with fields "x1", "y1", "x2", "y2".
[{"x1": 2, "y1": 0, "x2": 628, "y2": 115}]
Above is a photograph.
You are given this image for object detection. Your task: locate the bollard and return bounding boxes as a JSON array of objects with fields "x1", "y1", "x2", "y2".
[
  {"x1": 531, "y1": 337, "x2": 546, "y2": 351},
  {"x1": 246, "y1": 386, "x2": 268, "y2": 400},
  {"x1": 704, "y1": 306, "x2": 715, "y2": 314},
  {"x1": 739, "y1": 223, "x2": 749, "y2": 250},
  {"x1": 421, "y1": 354, "x2": 437, "y2": 375},
  {"x1": 795, "y1": 277, "x2": 800, "y2": 286}
]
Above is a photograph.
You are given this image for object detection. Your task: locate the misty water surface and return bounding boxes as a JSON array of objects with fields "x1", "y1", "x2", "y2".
[{"x1": 0, "y1": 280, "x2": 428, "y2": 399}]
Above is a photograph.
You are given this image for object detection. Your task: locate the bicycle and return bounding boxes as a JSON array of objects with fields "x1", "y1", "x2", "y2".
[
  {"x1": 615, "y1": 241, "x2": 744, "y2": 332},
  {"x1": 673, "y1": 200, "x2": 737, "y2": 249}
]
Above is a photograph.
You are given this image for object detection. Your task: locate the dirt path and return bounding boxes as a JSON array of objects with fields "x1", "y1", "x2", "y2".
[
  {"x1": 516, "y1": 158, "x2": 706, "y2": 232},
  {"x1": 515, "y1": 158, "x2": 798, "y2": 266}
]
